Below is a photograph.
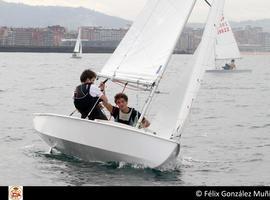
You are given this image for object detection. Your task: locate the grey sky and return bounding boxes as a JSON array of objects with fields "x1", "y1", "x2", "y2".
[{"x1": 4, "y1": 0, "x2": 270, "y2": 22}]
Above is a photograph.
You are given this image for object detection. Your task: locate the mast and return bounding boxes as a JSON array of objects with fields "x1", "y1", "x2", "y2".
[{"x1": 135, "y1": 0, "x2": 197, "y2": 128}]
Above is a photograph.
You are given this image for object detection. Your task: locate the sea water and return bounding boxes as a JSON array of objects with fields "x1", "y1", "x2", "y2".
[{"x1": 0, "y1": 53, "x2": 269, "y2": 186}]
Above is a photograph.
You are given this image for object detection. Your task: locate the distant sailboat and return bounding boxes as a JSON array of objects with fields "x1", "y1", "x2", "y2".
[
  {"x1": 206, "y1": 12, "x2": 251, "y2": 73},
  {"x1": 72, "y1": 28, "x2": 82, "y2": 59},
  {"x1": 216, "y1": 15, "x2": 241, "y2": 61},
  {"x1": 33, "y1": 0, "x2": 225, "y2": 168}
]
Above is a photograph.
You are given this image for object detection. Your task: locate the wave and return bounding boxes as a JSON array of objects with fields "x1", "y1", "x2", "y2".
[
  {"x1": 207, "y1": 87, "x2": 231, "y2": 90},
  {"x1": 235, "y1": 124, "x2": 245, "y2": 127},
  {"x1": 222, "y1": 99, "x2": 236, "y2": 103},
  {"x1": 2, "y1": 135, "x2": 23, "y2": 142},
  {"x1": 33, "y1": 86, "x2": 59, "y2": 91},
  {"x1": 237, "y1": 87, "x2": 256, "y2": 90},
  {"x1": 240, "y1": 158, "x2": 264, "y2": 163},
  {"x1": 250, "y1": 124, "x2": 270, "y2": 129},
  {"x1": 203, "y1": 116, "x2": 218, "y2": 120},
  {"x1": 182, "y1": 156, "x2": 264, "y2": 166},
  {"x1": 235, "y1": 104, "x2": 250, "y2": 108},
  {"x1": 182, "y1": 157, "x2": 221, "y2": 164},
  {"x1": 35, "y1": 102, "x2": 54, "y2": 107}
]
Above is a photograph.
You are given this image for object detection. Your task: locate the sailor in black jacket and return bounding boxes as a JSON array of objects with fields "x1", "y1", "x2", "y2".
[{"x1": 74, "y1": 70, "x2": 108, "y2": 120}]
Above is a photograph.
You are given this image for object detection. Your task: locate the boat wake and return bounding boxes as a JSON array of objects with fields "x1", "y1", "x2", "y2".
[
  {"x1": 181, "y1": 156, "x2": 234, "y2": 167},
  {"x1": 109, "y1": 160, "x2": 181, "y2": 172},
  {"x1": 38, "y1": 147, "x2": 182, "y2": 172}
]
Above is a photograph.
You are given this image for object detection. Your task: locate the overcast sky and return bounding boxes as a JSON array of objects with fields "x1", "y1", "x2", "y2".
[{"x1": 4, "y1": 0, "x2": 270, "y2": 22}]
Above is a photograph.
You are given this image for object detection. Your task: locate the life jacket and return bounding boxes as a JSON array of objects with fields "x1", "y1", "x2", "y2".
[
  {"x1": 73, "y1": 83, "x2": 100, "y2": 119},
  {"x1": 115, "y1": 108, "x2": 139, "y2": 126}
]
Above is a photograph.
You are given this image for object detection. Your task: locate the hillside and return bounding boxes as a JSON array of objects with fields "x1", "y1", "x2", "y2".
[{"x1": 0, "y1": 0, "x2": 130, "y2": 29}]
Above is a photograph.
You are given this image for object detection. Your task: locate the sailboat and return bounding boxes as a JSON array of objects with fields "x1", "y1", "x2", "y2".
[
  {"x1": 72, "y1": 28, "x2": 82, "y2": 59},
  {"x1": 33, "y1": 0, "x2": 225, "y2": 168},
  {"x1": 206, "y1": 14, "x2": 252, "y2": 73}
]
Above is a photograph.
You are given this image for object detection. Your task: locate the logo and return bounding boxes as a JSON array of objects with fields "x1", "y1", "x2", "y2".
[
  {"x1": 196, "y1": 190, "x2": 203, "y2": 197},
  {"x1": 9, "y1": 186, "x2": 23, "y2": 200}
]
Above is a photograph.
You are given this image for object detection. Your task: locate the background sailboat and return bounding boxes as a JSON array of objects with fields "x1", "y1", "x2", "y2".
[
  {"x1": 72, "y1": 28, "x2": 82, "y2": 59},
  {"x1": 216, "y1": 15, "x2": 241, "y2": 62},
  {"x1": 33, "y1": 0, "x2": 224, "y2": 168},
  {"x1": 206, "y1": 14, "x2": 252, "y2": 73}
]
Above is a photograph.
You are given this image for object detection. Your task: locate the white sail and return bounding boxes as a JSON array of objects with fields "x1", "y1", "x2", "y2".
[
  {"x1": 216, "y1": 15, "x2": 241, "y2": 60},
  {"x1": 206, "y1": 42, "x2": 217, "y2": 70},
  {"x1": 148, "y1": 55, "x2": 197, "y2": 139},
  {"x1": 79, "y1": 42, "x2": 82, "y2": 55},
  {"x1": 172, "y1": 0, "x2": 225, "y2": 139},
  {"x1": 73, "y1": 28, "x2": 82, "y2": 54},
  {"x1": 99, "y1": 0, "x2": 197, "y2": 86}
]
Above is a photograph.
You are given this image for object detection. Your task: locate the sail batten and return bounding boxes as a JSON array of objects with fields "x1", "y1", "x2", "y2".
[{"x1": 100, "y1": 0, "x2": 197, "y2": 85}]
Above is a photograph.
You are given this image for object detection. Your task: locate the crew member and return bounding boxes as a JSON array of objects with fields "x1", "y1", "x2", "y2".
[
  {"x1": 74, "y1": 69, "x2": 108, "y2": 120},
  {"x1": 102, "y1": 91, "x2": 150, "y2": 128}
]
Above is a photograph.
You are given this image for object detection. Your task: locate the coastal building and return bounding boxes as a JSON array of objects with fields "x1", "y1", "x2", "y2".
[
  {"x1": 0, "y1": 25, "x2": 269, "y2": 53},
  {"x1": 175, "y1": 27, "x2": 203, "y2": 53},
  {"x1": 81, "y1": 27, "x2": 128, "y2": 42},
  {"x1": 0, "y1": 26, "x2": 66, "y2": 47},
  {"x1": 0, "y1": 27, "x2": 9, "y2": 46},
  {"x1": 48, "y1": 25, "x2": 66, "y2": 46},
  {"x1": 265, "y1": 33, "x2": 270, "y2": 51},
  {"x1": 234, "y1": 26, "x2": 270, "y2": 52},
  {"x1": 12, "y1": 28, "x2": 33, "y2": 46},
  {"x1": 60, "y1": 26, "x2": 129, "y2": 49}
]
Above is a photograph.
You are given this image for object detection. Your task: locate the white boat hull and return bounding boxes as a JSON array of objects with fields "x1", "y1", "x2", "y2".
[
  {"x1": 206, "y1": 69, "x2": 252, "y2": 73},
  {"x1": 33, "y1": 114, "x2": 180, "y2": 168},
  {"x1": 71, "y1": 55, "x2": 82, "y2": 59}
]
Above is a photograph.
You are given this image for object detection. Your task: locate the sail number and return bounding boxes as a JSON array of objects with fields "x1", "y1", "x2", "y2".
[{"x1": 218, "y1": 22, "x2": 230, "y2": 35}]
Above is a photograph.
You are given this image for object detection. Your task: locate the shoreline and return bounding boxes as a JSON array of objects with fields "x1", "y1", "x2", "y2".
[
  {"x1": 0, "y1": 46, "x2": 269, "y2": 55},
  {"x1": 0, "y1": 46, "x2": 192, "y2": 54},
  {"x1": 0, "y1": 46, "x2": 116, "y2": 54}
]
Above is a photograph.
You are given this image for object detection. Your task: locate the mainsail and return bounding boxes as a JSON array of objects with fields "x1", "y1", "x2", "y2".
[
  {"x1": 215, "y1": 15, "x2": 241, "y2": 60},
  {"x1": 99, "y1": 0, "x2": 197, "y2": 86}
]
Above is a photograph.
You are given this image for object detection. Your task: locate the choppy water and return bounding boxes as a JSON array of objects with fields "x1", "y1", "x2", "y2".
[{"x1": 0, "y1": 53, "x2": 269, "y2": 186}]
